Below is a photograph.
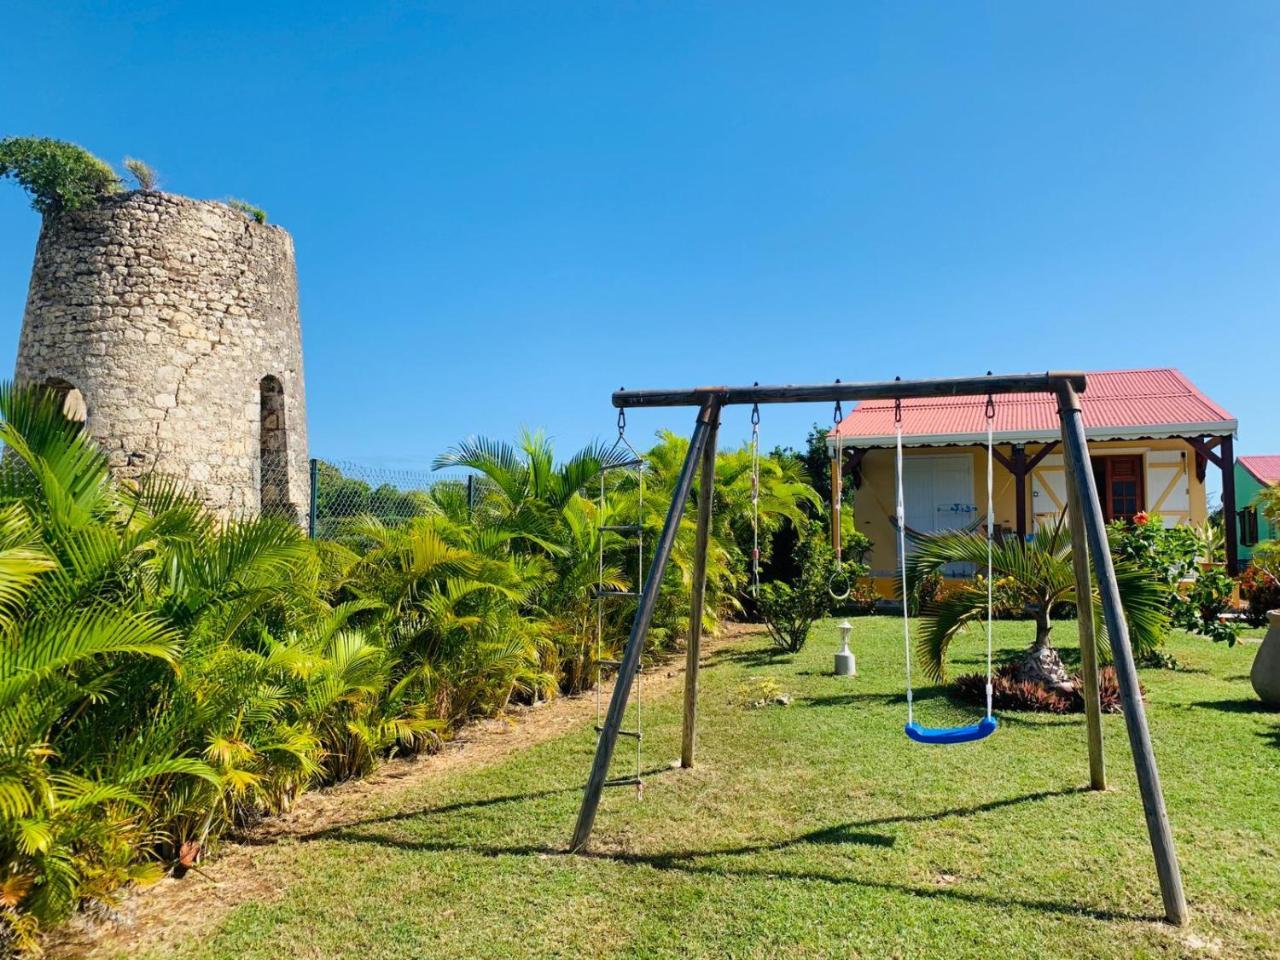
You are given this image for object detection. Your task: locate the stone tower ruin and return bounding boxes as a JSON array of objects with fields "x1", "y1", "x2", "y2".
[{"x1": 14, "y1": 191, "x2": 309, "y2": 519}]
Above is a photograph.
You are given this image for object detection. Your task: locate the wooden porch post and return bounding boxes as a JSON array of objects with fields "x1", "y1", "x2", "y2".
[
  {"x1": 1221, "y1": 434, "x2": 1238, "y2": 575},
  {"x1": 1013, "y1": 444, "x2": 1028, "y2": 541}
]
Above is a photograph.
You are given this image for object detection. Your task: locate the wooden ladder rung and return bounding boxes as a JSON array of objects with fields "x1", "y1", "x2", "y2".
[
  {"x1": 601, "y1": 458, "x2": 645, "y2": 472},
  {"x1": 604, "y1": 777, "x2": 644, "y2": 788},
  {"x1": 594, "y1": 725, "x2": 641, "y2": 739}
]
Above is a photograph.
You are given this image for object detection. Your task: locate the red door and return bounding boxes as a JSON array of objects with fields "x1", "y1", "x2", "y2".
[{"x1": 1102, "y1": 455, "x2": 1144, "y2": 522}]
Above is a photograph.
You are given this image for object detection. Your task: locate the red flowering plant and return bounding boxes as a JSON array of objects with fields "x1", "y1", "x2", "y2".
[{"x1": 1240, "y1": 562, "x2": 1280, "y2": 627}]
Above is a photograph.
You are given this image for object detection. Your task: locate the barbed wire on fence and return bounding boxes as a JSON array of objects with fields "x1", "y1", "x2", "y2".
[{"x1": 305, "y1": 458, "x2": 484, "y2": 539}]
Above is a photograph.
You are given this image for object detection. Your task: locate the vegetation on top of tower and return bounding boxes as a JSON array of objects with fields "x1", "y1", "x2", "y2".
[
  {"x1": 227, "y1": 196, "x2": 268, "y2": 224},
  {"x1": 0, "y1": 136, "x2": 121, "y2": 215},
  {"x1": 123, "y1": 156, "x2": 158, "y2": 191}
]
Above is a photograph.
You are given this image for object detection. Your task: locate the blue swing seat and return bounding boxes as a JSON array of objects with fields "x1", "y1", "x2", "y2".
[{"x1": 905, "y1": 715, "x2": 998, "y2": 745}]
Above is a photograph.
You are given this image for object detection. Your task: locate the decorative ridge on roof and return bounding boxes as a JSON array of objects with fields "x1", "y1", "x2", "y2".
[{"x1": 1238, "y1": 455, "x2": 1280, "y2": 486}]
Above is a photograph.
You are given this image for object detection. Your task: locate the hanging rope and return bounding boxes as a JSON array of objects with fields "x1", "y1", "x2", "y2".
[
  {"x1": 829, "y1": 386, "x2": 851, "y2": 600},
  {"x1": 897, "y1": 382, "x2": 999, "y2": 744},
  {"x1": 984, "y1": 382, "x2": 996, "y2": 719},
  {"x1": 596, "y1": 398, "x2": 646, "y2": 795},
  {"x1": 595, "y1": 465, "x2": 606, "y2": 727},
  {"x1": 895, "y1": 396, "x2": 913, "y2": 725},
  {"x1": 750, "y1": 397, "x2": 761, "y2": 598}
]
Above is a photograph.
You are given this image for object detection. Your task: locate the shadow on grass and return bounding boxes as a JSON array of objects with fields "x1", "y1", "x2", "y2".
[
  {"x1": 704, "y1": 644, "x2": 790, "y2": 669},
  {"x1": 266, "y1": 764, "x2": 679, "y2": 846},
  {"x1": 1191, "y1": 698, "x2": 1278, "y2": 714},
  {"x1": 320, "y1": 785, "x2": 1144, "y2": 923},
  {"x1": 797, "y1": 687, "x2": 1050, "y2": 727}
]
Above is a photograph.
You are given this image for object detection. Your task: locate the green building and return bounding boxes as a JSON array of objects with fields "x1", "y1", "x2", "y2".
[{"x1": 1235, "y1": 456, "x2": 1280, "y2": 565}]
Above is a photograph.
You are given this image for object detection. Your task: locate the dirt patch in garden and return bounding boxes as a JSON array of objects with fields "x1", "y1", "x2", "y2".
[{"x1": 50, "y1": 624, "x2": 763, "y2": 960}]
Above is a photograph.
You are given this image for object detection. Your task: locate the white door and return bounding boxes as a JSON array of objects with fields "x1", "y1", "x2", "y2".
[{"x1": 899, "y1": 455, "x2": 976, "y2": 575}]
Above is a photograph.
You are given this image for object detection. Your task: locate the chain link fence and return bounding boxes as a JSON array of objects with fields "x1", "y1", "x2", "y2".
[{"x1": 306, "y1": 459, "x2": 481, "y2": 539}]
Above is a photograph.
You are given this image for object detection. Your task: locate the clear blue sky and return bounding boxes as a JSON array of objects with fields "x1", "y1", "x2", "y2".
[{"x1": 2, "y1": 2, "x2": 1277, "y2": 503}]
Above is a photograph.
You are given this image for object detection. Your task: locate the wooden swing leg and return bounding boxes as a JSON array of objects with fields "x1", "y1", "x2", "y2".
[
  {"x1": 1060, "y1": 420, "x2": 1106, "y2": 790},
  {"x1": 681, "y1": 401, "x2": 720, "y2": 768},
  {"x1": 572, "y1": 399, "x2": 718, "y2": 852},
  {"x1": 1058, "y1": 383, "x2": 1187, "y2": 926}
]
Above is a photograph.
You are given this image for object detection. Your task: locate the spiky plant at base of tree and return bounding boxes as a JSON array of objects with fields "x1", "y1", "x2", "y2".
[{"x1": 907, "y1": 517, "x2": 1169, "y2": 689}]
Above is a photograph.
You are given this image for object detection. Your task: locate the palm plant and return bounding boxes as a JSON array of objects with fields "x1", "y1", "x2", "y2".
[
  {"x1": 434, "y1": 429, "x2": 633, "y2": 552},
  {"x1": 907, "y1": 516, "x2": 1169, "y2": 685},
  {"x1": 331, "y1": 514, "x2": 553, "y2": 722},
  {"x1": 434, "y1": 431, "x2": 637, "y2": 689},
  {"x1": 0, "y1": 384, "x2": 335, "y2": 948},
  {"x1": 634, "y1": 431, "x2": 823, "y2": 640}
]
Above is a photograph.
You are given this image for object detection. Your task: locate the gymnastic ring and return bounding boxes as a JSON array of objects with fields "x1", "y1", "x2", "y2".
[{"x1": 827, "y1": 569, "x2": 852, "y2": 601}]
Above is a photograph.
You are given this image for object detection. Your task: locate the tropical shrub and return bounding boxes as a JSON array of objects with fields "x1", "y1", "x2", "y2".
[
  {"x1": 0, "y1": 137, "x2": 121, "y2": 214},
  {"x1": 908, "y1": 518, "x2": 1169, "y2": 685},
  {"x1": 757, "y1": 525, "x2": 836, "y2": 653},
  {"x1": 840, "y1": 578, "x2": 881, "y2": 616},
  {"x1": 1107, "y1": 512, "x2": 1240, "y2": 643},
  {"x1": 1241, "y1": 562, "x2": 1280, "y2": 627},
  {"x1": 1186, "y1": 567, "x2": 1239, "y2": 645},
  {"x1": 1108, "y1": 512, "x2": 1198, "y2": 586},
  {"x1": 0, "y1": 392, "x2": 823, "y2": 951},
  {"x1": 907, "y1": 569, "x2": 944, "y2": 616}
]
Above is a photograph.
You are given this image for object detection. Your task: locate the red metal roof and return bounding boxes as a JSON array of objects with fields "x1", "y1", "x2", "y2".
[
  {"x1": 830, "y1": 368, "x2": 1236, "y2": 448},
  {"x1": 1239, "y1": 456, "x2": 1280, "y2": 485}
]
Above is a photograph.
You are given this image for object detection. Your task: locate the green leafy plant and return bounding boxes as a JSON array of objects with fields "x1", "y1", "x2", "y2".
[
  {"x1": 757, "y1": 525, "x2": 837, "y2": 653},
  {"x1": 1108, "y1": 512, "x2": 1199, "y2": 585},
  {"x1": 227, "y1": 197, "x2": 267, "y2": 224},
  {"x1": 908, "y1": 517, "x2": 1169, "y2": 685},
  {"x1": 123, "y1": 156, "x2": 158, "y2": 191},
  {"x1": 840, "y1": 577, "x2": 881, "y2": 616},
  {"x1": 907, "y1": 569, "x2": 944, "y2": 616},
  {"x1": 0, "y1": 136, "x2": 120, "y2": 214},
  {"x1": 1186, "y1": 567, "x2": 1239, "y2": 645},
  {"x1": 731, "y1": 675, "x2": 790, "y2": 708},
  {"x1": 1241, "y1": 562, "x2": 1280, "y2": 627}
]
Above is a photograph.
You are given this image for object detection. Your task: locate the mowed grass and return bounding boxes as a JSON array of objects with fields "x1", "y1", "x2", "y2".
[{"x1": 135, "y1": 618, "x2": 1280, "y2": 960}]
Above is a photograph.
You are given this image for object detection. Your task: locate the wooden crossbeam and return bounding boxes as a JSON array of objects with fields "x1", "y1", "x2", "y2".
[{"x1": 1184, "y1": 435, "x2": 1224, "y2": 470}]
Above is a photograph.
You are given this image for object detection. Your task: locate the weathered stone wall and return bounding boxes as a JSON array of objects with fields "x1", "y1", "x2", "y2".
[{"x1": 14, "y1": 191, "x2": 309, "y2": 519}]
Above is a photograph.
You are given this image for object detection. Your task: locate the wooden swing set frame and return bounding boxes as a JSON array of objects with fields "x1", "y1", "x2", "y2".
[{"x1": 570, "y1": 371, "x2": 1188, "y2": 926}]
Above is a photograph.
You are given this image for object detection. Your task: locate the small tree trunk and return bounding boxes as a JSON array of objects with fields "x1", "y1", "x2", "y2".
[{"x1": 1014, "y1": 605, "x2": 1074, "y2": 690}]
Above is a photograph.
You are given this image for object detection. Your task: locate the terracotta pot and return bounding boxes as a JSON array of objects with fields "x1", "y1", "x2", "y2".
[{"x1": 1251, "y1": 610, "x2": 1280, "y2": 706}]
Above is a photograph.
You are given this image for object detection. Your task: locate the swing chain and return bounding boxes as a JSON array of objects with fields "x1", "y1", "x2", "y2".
[
  {"x1": 617, "y1": 406, "x2": 626, "y2": 438},
  {"x1": 894, "y1": 397, "x2": 902, "y2": 424},
  {"x1": 985, "y1": 393, "x2": 995, "y2": 420},
  {"x1": 750, "y1": 392, "x2": 761, "y2": 597}
]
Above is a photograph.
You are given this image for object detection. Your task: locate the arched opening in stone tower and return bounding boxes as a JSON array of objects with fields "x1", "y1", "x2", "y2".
[
  {"x1": 43, "y1": 377, "x2": 88, "y2": 423},
  {"x1": 259, "y1": 375, "x2": 290, "y2": 516}
]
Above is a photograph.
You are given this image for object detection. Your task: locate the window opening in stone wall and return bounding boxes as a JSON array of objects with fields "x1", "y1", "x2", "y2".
[
  {"x1": 259, "y1": 375, "x2": 292, "y2": 517},
  {"x1": 43, "y1": 377, "x2": 88, "y2": 423}
]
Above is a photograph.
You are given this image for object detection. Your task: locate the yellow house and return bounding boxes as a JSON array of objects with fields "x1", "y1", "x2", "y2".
[{"x1": 827, "y1": 368, "x2": 1240, "y2": 596}]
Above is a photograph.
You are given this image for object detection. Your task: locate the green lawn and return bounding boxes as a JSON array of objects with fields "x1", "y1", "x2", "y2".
[{"x1": 134, "y1": 618, "x2": 1279, "y2": 960}]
